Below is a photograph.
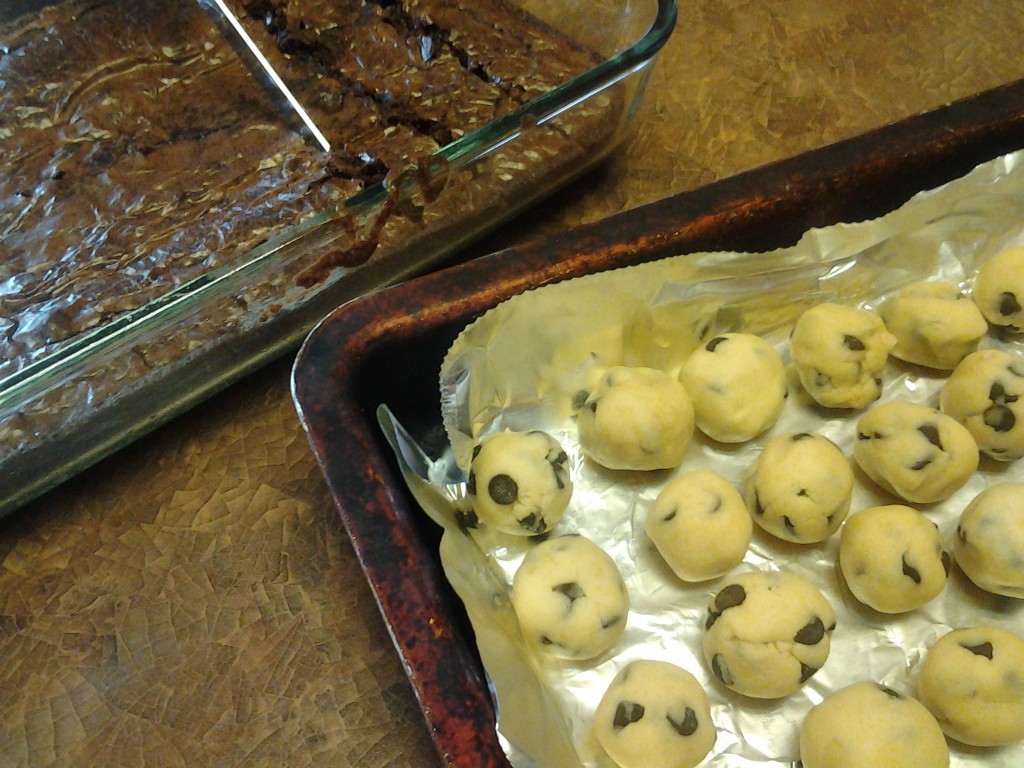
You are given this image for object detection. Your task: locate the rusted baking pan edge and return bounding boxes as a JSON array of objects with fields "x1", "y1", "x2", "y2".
[{"x1": 291, "y1": 77, "x2": 1024, "y2": 767}]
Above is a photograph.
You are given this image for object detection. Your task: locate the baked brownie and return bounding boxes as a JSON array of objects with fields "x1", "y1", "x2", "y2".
[{"x1": 0, "y1": 0, "x2": 617, "y2": 471}]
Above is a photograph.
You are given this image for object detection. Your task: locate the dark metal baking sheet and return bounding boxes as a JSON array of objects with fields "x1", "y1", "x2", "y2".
[{"x1": 291, "y1": 78, "x2": 1024, "y2": 767}]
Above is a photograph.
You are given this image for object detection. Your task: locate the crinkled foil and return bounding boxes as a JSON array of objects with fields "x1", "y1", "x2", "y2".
[{"x1": 404, "y1": 151, "x2": 1024, "y2": 767}]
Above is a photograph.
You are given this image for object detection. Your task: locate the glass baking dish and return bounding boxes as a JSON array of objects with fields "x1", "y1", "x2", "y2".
[{"x1": 0, "y1": 0, "x2": 677, "y2": 517}]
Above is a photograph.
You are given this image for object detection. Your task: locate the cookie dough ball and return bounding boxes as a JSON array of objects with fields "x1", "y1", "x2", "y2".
[
  {"x1": 917, "y1": 626, "x2": 1024, "y2": 746},
  {"x1": 679, "y1": 333, "x2": 787, "y2": 443},
  {"x1": 645, "y1": 470, "x2": 752, "y2": 582},
  {"x1": 940, "y1": 348, "x2": 1024, "y2": 461},
  {"x1": 955, "y1": 483, "x2": 1024, "y2": 598},
  {"x1": 973, "y1": 246, "x2": 1024, "y2": 330},
  {"x1": 800, "y1": 682, "x2": 949, "y2": 768},
  {"x1": 745, "y1": 432, "x2": 853, "y2": 543},
  {"x1": 838, "y1": 505, "x2": 950, "y2": 613},
  {"x1": 594, "y1": 660, "x2": 716, "y2": 768},
  {"x1": 577, "y1": 366, "x2": 694, "y2": 471},
  {"x1": 467, "y1": 430, "x2": 572, "y2": 536},
  {"x1": 702, "y1": 570, "x2": 835, "y2": 699},
  {"x1": 511, "y1": 534, "x2": 629, "y2": 660},
  {"x1": 790, "y1": 303, "x2": 897, "y2": 409},
  {"x1": 854, "y1": 400, "x2": 979, "y2": 503},
  {"x1": 879, "y1": 280, "x2": 988, "y2": 370}
]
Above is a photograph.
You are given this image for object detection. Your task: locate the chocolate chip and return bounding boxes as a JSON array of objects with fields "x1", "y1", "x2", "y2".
[
  {"x1": 601, "y1": 615, "x2": 623, "y2": 629},
  {"x1": 572, "y1": 390, "x2": 589, "y2": 411},
  {"x1": 910, "y1": 457, "x2": 933, "y2": 471},
  {"x1": 549, "y1": 450, "x2": 568, "y2": 489},
  {"x1": 466, "y1": 471, "x2": 477, "y2": 495},
  {"x1": 918, "y1": 423, "x2": 943, "y2": 449},
  {"x1": 715, "y1": 583, "x2": 747, "y2": 612},
  {"x1": 553, "y1": 582, "x2": 584, "y2": 604},
  {"x1": 589, "y1": 400, "x2": 599, "y2": 414},
  {"x1": 614, "y1": 701, "x2": 645, "y2": 729},
  {"x1": 783, "y1": 515, "x2": 796, "y2": 532},
  {"x1": 706, "y1": 336, "x2": 728, "y2": 352},
  {"x1": 471, "y1": 445, "x2": 482, "y2": 460},
  {"x1": 753, "y1": 492, "x2": 765, "y2": 516},
  {"x1": 990, "y1": 383, "x2": 1012, "y2": 403},
  {"x1": 879, "y1": 685, "x2": 903, "y2": 699},
  {"x1": 794, "y1": 617, "x2": 825, "y2": 645},
  {"x1": 901, "y1": 554, "x2": 922, "y2": 584},
  {"x1": 792, "y1": 432, "x2": 813, "y2": 441},
  {"x1": 519, "y1": 512, "x2": 544, "y2": 533},
  {"x1": 667, "y1": 707, "x2": 699, "y2": 737},
  {"x1": 455, "y1": 509, "x2": 479, "y2": 532},
  {"x1": 983, "y1": 404, "x2": 1015, "y2": 432},
  {"x1": 711, "y1": 654, "x2": 733, "y2": 685},
  {"x1": 961, "y1": 640, "x2": 994, "y2": 660},
  {"x1": 998, "y1": 291, "x2": 1021, "y2": 317},
  {"x1": 799, "y1": 663, "x2": 818, "y2": 683},
  {"x1": 843, "y1": 334, "x2": 866, "y2": 351},
  {"x1": 488, "y1": 474, "x2": 518, "y2": 504}
]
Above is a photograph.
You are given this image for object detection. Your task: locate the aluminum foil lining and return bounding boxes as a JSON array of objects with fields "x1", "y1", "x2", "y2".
[{"x1": 404, "y1": 150, "x2": 1024, "y2": 767}]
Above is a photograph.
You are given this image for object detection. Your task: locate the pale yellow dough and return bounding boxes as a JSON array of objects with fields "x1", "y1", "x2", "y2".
[
  {"x1": 594, "y1": 660, "x2": 716, "y2": 768},
  {"x1": 790, "y1": 302, "x2": 896, "y2": 409},
  {"x1": 917, "y1": 626, "x2": 1024, "y2": 747},
  {"x1": 853, "y1": 400, "x2": 979, "y2": 503},
  {"x1": 468, "y1": 430, "x2": 572, "y2": 536},
  {"x1": 679, "y1": 332, "x2": 786, "y2": 443},
  {"x1": 973, "y1": 245, "x2": 1024, "y2": 330},
  {"x1": 511, "y1": 534, "x2": 628, "y2": 660},
  {"x1": 800, "y1": 681, "x2": 949, "y2": 768},
  {"x1": 879, "y1": 280, "x2": 988, "y2": 370},
  {"x1": 645, "y1": 470, "x2": 751, "y2": 581},
  {"x1": 576, "y1": 366, "x2": 694, "y2": 471},
  {"x1": 940, "y1": 348, "x2": 1024, "y2": 461},
  {"x1": 838, "y1": 505, "x2": 950, "y2": 614},
  {"x1": 744, "y1": 432, "x2": 853, "y2": 543},
  {"x1": 954, "y1": 482, "x2": 1024, "y2": 598},
  {"x1": 702, "y1": 570, "x2": 835, "y2": 699}
]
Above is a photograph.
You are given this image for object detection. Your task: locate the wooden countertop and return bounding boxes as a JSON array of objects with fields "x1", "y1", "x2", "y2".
[{"x1": 3, "y1": 2, "x2": 1024, "y2": 765}]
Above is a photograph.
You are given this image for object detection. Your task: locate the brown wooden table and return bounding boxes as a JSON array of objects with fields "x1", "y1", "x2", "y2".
[{"x1": 4, "y1": 2, "x2": 1024, "y2": 765}]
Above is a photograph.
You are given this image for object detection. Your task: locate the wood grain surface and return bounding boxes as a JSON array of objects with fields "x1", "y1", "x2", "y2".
[{"x1": 4, "y1": 2, "x2": 1024, "y2": 766}]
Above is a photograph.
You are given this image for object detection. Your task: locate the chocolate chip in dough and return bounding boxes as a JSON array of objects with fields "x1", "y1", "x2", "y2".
[
  {"x1": 488, "y1": 474, "x2": 518, "y2": 504},
  {"x1": 799, "y1": 663, "x2": 819, "y2": 683},
  {"x1": 918, "y1": 423, "x2": 943, "y2": 449},
  {"x1": 711, "y1": 654, "x2": 733, "y2": 686},
  {"x1": 961, "y1": 641, "x2": 995, "y2": 660},
  {"x1": 667, "y1": 707, "x2": 699, "y2": 737},
  {"x1": 998, "y1": 291, "x2": 1021, "y2": 317},
  {"x1": 553, "y1": 581, "x2": 584, "y2": 604},
  {"x1": 901, "y1": 554, "x2": 922, "y2": 584},
  {"x1": 844, "y1": 334, "x2": 866, "y2": 351},
  {"x1": 794, "y1": 617, "x2": 826, "y2": 645},
  {"x1": 706, "y1": 336, "x2": 728, "y2": 352},
  {"x1": 984, "y1": 404, "x2": 1016, "y2": 433},
  {"x1": 715, "y1": 583, "x2": 747, "y2": 611},
  {"x1": 614, "y1": 701, "x2": 645, "y2": 729}
]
